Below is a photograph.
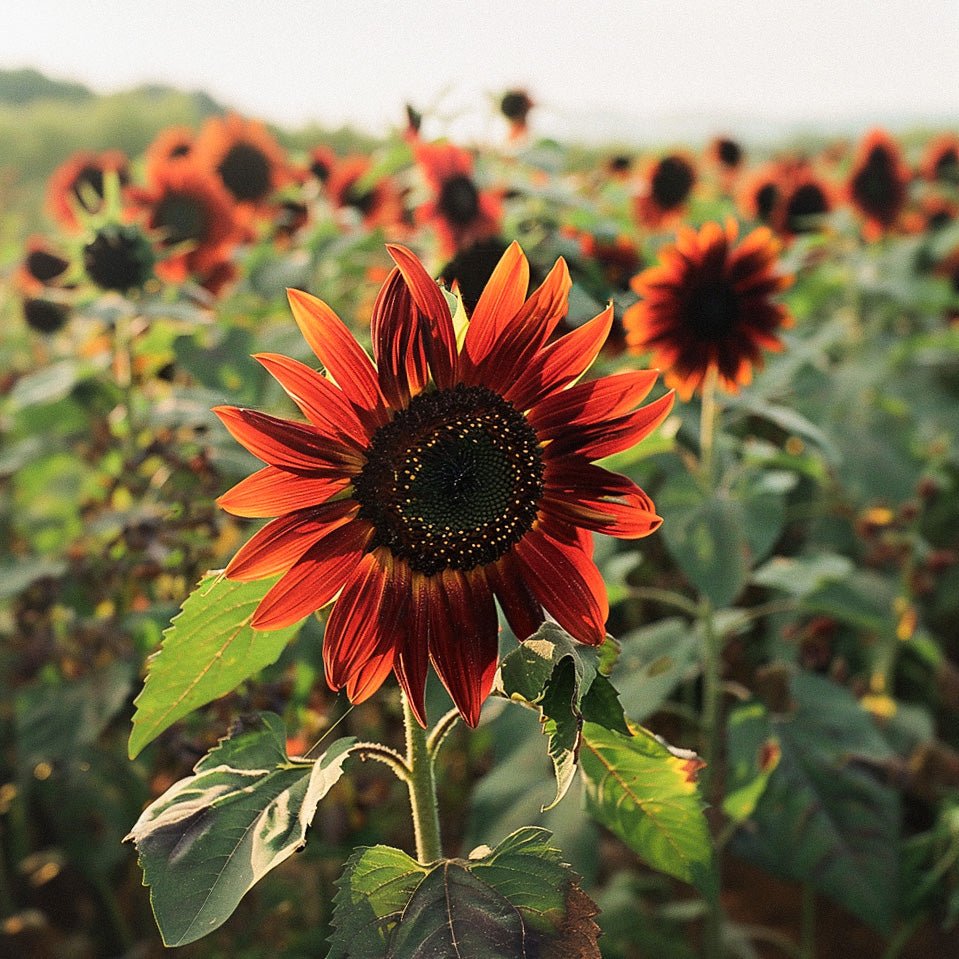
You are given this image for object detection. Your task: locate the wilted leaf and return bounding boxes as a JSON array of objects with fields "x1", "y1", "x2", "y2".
[
  {"x1": 126, "y1": 713, "x2": 355, "y2": 946},
  {"x1": 129, "y1": 572, "x2": 302, "y2": 758},
  {"x1": 580, "y1": 722, "x2": 715, "y2": 896}
]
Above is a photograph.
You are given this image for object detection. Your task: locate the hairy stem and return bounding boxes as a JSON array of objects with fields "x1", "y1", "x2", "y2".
[{"x1": 403, "y1": 693, "x2": 442, "y2": 864}]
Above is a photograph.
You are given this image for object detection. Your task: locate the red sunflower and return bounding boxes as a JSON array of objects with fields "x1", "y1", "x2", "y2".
[
  {"x1": 130, "y1": 159, "x2": 239, "y2": 285},
  {"x1": 846, "y1": 129, "x2": 911, "y2": 239},
  {"x1": 738, "y1": 162, "x2": 784, "y2": 226},
  {"x1": 193, "y1": 113, "x2": 291, "y2": 213},
  {"x1": 776, "y1": 170, "x2": 834, "y2": 239},
  {"x1": 326, "y1": 155, "x2": 404, "y2": 230},
  {"x1": 921, "y1": 134, "x2": 959, "y2": 185},
  {"x1": 145, "y1": 125, "x2": 196, "y2": 180},
  {"x1": 624, "y1": 220, "x2": 793, "y2": 399},
  {"x1": 414, "y1": 141, "x2": 502, "y2": 258},
  {"x1": 214, "y1": 243, "x2": 673, "y2": 727},
  {"x1": 16, "y1": 235, "x2": 71, "y2": 296},
  {"x1": 46, "y1": 150, "x2": 130, "y2": 230},
  {"x1": 634, "y1": 153, "x2": 697, "y2": 228}
]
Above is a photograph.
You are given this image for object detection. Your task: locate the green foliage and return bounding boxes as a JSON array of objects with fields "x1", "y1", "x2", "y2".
[
  {"x1": 129, "y1": 572, "x2": 303, "y2": 758},
  {"x1": 328, "y1": 828, "x2": 600, "y2": 959},
  {"x1": 126, "y1": 713, "x2": 355, "y2": 946},
  {"x1": 580, "y1": 722, "x2": 716, "y2": 896}
]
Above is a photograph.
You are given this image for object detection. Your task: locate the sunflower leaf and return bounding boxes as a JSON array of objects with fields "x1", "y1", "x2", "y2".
[
  {"x1": 128, "y1": 572, "x2": 302, "y2": 758},
  {"x1": 126, "y1": 713, "x2": 355, "y2": 947},
  {"x1": 328, "y1": 827, "x2": 600, "y2": 959},
  {"x1": 494, "y1": 624, "x2": 627, "y2": 809},
  {"x1": 580, "y1": 722, "x2": 716, "y2": 897}
]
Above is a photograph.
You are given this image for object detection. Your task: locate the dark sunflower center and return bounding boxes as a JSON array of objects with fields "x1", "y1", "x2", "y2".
[
  {"x1": 717, "y1": 139, "x2": 742, "y2": 167},
  {"x1": 934, "y1": 148, "x2": 959, "y2": 183},
  {"x1": 685, "y1": 282, "x2": 739, "y2": 340},
  {"x1": 755, "y1": 183, "x2": 779, "y2": 222},
  {"x1": 500, "y1": 91, "x2": 532, "y2": 121},
  {"x1": 153, "y1": 192, "x2": 207, "y2": 246},
  {"x1": 353, "y1": 384, "x2": 544, "y2": 575},
  {"x1": 72, "y1": 165, "x2": 105, "y2": 211},
  {"x1": 343, "y1": 181, "x2": 377, "y2": 216},
  {"x1": 23, "y1": 298, "x2": 69, "y2": 334},
  {"x1": 852, "y1": 148, "x2": 900, "y2": 220},
  {"x1": 217, "y1": 142, "x2": 271, "y2": 202},
  {"x1": 169, "y1": 142, "x2": 191, "y2": 159},
  {"x1": 651, "y1": 156, "x2": 695, "y2": 209},
  {"x1": 26, "y1": 249, "x2": 69, "y2": 283},
  {"x1": 438, "y1": 174, "x2": 480, "y2": 226},
  {"x1": 440, "y1": 238, "x2": 511, "y2": 315},
  {"x1": 785, "y1": 183, "x2": 829, "y2": 233},
  {"x1": 310, "y1": 158, "x2": 331, "y2": 182},
  {"x1": 82, "y1": 225, "x2": 155, "y2": 293}
]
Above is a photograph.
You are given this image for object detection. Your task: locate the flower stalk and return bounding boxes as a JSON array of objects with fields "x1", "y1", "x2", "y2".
[{"x1": 403, "y1": 691, "x2": 442, "y2": 864}]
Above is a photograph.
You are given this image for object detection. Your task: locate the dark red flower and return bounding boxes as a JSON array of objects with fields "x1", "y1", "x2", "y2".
[
  {"x1": 921, "y1": 134, "x2": 959, "y2": 184},
  {"x1": 145, "y1": 126, "x2": 195, "y2": 180},
  {"x1": 776, "y1": 172, "x2": 834, "y2": 239},
  {"x1": 635, "y1": 153, "x2": 697, "y2": 228},
  {"x1": 326, "y1": 155, "x2": 404, "y2": 230},
  {"x1": 624, "y1": 220, "x2": 793, "y2": 399},
  {"x1": 46, "y1": 150, "x2": 130, "y2": 230},
  {"x1": 847, "y1": 129, "x2": 910, "y2": 239},
  {"x1": 215, "y1": 243, "x2": 673, "y2": 726}
]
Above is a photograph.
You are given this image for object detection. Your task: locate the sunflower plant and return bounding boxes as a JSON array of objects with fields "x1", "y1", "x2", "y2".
[{"x1": 122, "y1": 242, "x2": 717, "y2": 954}]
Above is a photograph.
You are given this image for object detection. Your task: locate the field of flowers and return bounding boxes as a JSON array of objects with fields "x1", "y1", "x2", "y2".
[{"x1": 1, "y1": 89, "x2": 958, "y2": 959}]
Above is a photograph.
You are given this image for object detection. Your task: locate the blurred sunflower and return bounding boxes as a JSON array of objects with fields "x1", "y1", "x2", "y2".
[
  {"x1": 624, "y1": 220, "x2": 793, "y2": 399},
  {"x1": 307, "y1": 145, "x2": 337, "y2": 185},
  {"x1": 415, "y1": 141, "x2": 501, "y2": 257},
  {"x1": 499, "y1": 89, "x2": 534, "y2": 142},
  {"x1": 777, "y1": 172, "x2": 833, "y2": 238},
  {"x1": 215, "y1": 243, "x2": 673, "y2": 726},
  {"x1": 131, "y1": 160, "x2": 238, "y2": 286},
  {"x1": 847, "y1": 129, "x2": 910, "y2": 239},
  {"x1": 738, "y1": 163, "x2": 783, "y2": 226},
  {"x1": 144, "y1": 126, "x2": 195, "y2": 179},
  {"x1": 327, "y1": 155, "x2": 404, "y2": 229},
  {"x1": 439, "y1": 237, "x2": 513, "y2": 315},
  {"x1": 16, "y1": 236, "x2": 71, "y2": 296},
  {"x1": 635, "y1": 153, "x2": 697, "y2": 228},
  {"x1": 921, "y1": 134, "x2": 959, "y2": 185},
  {"x1": 193, "y1": 113, "x2": 290, "y2": 212},
  {"x1": 46, "y1": 150, "x2": 130, "y2": 230}
]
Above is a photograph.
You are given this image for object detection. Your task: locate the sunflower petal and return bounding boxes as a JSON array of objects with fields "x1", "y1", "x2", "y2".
[
  {"x1": 217, "y1": 466, "x2": 350, "y2": 518},
  {"x1": 370, "y1": 267, "x2": 429, "y2": 408},
  {"x1": 395, "y1": 569, "x2": 430, "y2": 726},
  {"x1": 487, "y1": 552, "x2": 544, "y2": 641}
]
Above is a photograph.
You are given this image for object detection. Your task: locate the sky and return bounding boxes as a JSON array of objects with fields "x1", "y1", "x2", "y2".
[{"x1": 1, "y1": 0, "x2": 956, "y2": 142}]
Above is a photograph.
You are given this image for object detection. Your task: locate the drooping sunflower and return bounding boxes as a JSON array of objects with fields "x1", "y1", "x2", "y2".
[
  {"x1": 624, "y1": 220, "x2": 793, "y2": 399},
  {"x1": 193, "y1": 113, "x2": 291, "y2": 212},
  {"x1": 414, "y1": 141, "x2": 502, "y2": 258},
  {"x1": 634, "y1": 153, "x2": 697, "y2": 228},
  {"x1": 921, "y1": 134, "x2": 959, "y2": 185},
  {"x1": 846, "y1": 129, "x2": 910, "y2": 239},
  {"x1": 46, "y1": 150, "x2": 130, "y2": 230},
  {"x1": 215, "y1": 243, "x2": 673, "y2": 726},
  {"x1": 130, "y1": 159, "x2": 239, "y2": 285}
]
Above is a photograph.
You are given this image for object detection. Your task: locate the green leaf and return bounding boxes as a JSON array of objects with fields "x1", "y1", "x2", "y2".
[
  {"x1": 750, "y1": 553, "x2": 853, "y2": 597},
  {"x1": 128, "y1": 572, "x2": 302, "y2": 758},
  {"x1": 736, "y1": 469, "x2": 797, "y2": 565},
  {"x1": 580, "y1": 722, "x2": 715, "y2": 897},
  {"x1": 126, "y1": 713, "x2": 355, "y2": 946},
  {"x1": 495, "y1": 624, "x2": 627, "y2": 809},
  {"x1": 722, "y1": 702, "x2": 780, "y2": 824},
  {"x1": 658, "y1": 474, "x2": 749, "y2": 607},
  {"x1": 729, "y1": 673, "x2": 901, "y2": 932},
  {"x1": 329, "y1": 828, "x2": 600, "y2": 959}
]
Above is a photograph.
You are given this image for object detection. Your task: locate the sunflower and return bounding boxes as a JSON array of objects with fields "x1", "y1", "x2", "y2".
[
  {"x1": 499, "y1": 89, "x2": 534, "y2": 142},
  {"x1": 46, "y1": 150, "x2": 130, "y2": 230},
  {"x1": 131, "y1": 159, "x2": 239, "y2": 284},
  {"x1": 777, "y1": 172, "x2": 833, "y2": 238},
  {"x1": 847, "y1": 129, "x2": 910, "y2": 239},
  {"x1": 307, "y1": 145, "x2": 337, "y2": 185},
  {"x1": 193, "y1": 113, "x2": 290, "y2": 211},
  {"x1": 624, "y1": 220, "x2": 793, "y2": 399},
  {"x1": 439, "y1": 237, "x2": 513, "y2": 315},
  {"x1": 921, "y1": 134, "x2": 959, "y2": 185},
  {"x1": 16, "y1": 236, "x2": 71, "y2": 296},
  {"x1": 326, "y1": 155, "x2": 404, "y2": 230},
  {"x1": 144, "y1": 125, "x2": 195, "y2": 180},
  {"x1": 415, "y1": 141, "x2": 501, "y2": 258},
  {"x1": 635, "y1": 153, "x2": 697, "y2": 228},
  {"x1": 708, "y1": 136, "x2": 744, "y2": 172},
  {"x1": 215, "y1": 243, "x2": 673, "y2": 726}
]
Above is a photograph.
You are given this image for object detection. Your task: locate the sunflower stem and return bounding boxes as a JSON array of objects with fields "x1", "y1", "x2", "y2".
[
  {"x1": 402, "y1": 692, "x2": 443, "y2": 864},
  {"x1": 699, "y1": 362, "x2": 720, "y2": 485},
  {"x1": 426, "y1": 707, "x2": 461, "y2": 758}
]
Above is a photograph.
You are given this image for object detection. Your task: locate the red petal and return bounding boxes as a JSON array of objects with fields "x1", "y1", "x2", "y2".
[
  {"x1": 528, "y1": 370, "x2": 660, "y2": 437},
  {"x1": 461, "y1": 241, "x2": 529, "y2": 374},
  {"x1": 395, "y1": 569, "x2": 430, "y2": 727},
  {"x1": 369, "y1": 267, "x2": 429, "y2": 409},
  {"x1": 387, "y1": 244, "x2": 458, "y2": 389},
  {"x1": 323, "y1": 549, "x2": 405, "y2": 693},
  {"x1": 514, "y1": 526, "x2": 607, "y2": 645},
  {"x1": 345, "y1": 648, "x2": 396, "y2": 703},
  {"x1": 506, "y1": 305, "x2": 613, "y2": 411},
  {"x1": 429, "y1": 570, "x2": 499, "y2": 728},
  {"x1": 213, "y1": 406, "x2": 363, "y2": 474},
  {"x1": 487, "y1": 552, "x2": 545, "y2": 641},
  {"x1": 217, "y1": 466, "x2": 351, "y2": 518},
  {"x1": 251, "y1": 520, "x2": 373, "y2": 629},
  {"x1": 225, "y1": 500, "x2": 359, "y2": 581},
  {"x1": 286, "y1": 288, "x2": 388, "y2": 428},
  {"x1": 548, "y1": 390, "x2": 675, "y2": 462},
  {"x1": 253, "y1": 353, "x2": 370, "y2": 443}
]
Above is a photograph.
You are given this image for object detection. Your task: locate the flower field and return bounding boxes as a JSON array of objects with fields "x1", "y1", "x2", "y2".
[{"x1": 1, "y1": 83, "x2": 958, "y2": 958}]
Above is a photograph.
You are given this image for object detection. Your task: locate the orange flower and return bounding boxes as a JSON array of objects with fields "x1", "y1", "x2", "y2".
[
  {"x1": 307, "y1": 145, "x2": 337, "y2": 185},
  {"x1": 776, "y1": 170, "x2": 834, "y2": 239},
  {"x1": 846, "y1": 129, "x2": 910, "y2": 239},
  {"x1": 326, "y1": 155, "x2": 404, "y2": 230},
  {"x1": 738, "y1": 162, "x2": 784, "y2": 226},
  {"x1": 144, "y1": 126, "x2": 195, "y2": 180},
  {"x1": 46, "y1": 150, "x2": 130, "y2": 230},
  {"x1": 192, "y1": 113, "x2": 291, "y2": 212},
  {"x1": 624, "y1": 220, "x2": 793, "y2": 399},
  {"x1": 414, "y1": 141, "x2": 501, "y2": 257},
  {"x1": 634, "y1": 153, "x2": 697, "y2": 228},
  {"x1": 921, "y1": 134, "x2": 959, "y2": 184},
  {"x1": 215, "y1": 243, "x2": 673, "y2": 726},
  {"x1": 707, "y1": 136, "x2": 744, "y2": 172},
  {"x1": 130, "y1": 160, "x2": 239, "y2": 285}
]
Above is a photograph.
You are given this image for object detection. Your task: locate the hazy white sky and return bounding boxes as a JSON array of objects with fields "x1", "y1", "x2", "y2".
[{"x1": 2, "y1": 0, "x2": 956, "y2": 139}]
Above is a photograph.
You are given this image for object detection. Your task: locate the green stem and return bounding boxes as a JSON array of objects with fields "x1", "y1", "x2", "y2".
[
  {"x1": 403, "y1": 692, "x2": 442, "y2": 864},
  {"x1": 799, "y1": 883, "x2": 816, "y2": 959},
  {"x1": 699, "y1": 362, "x2": 720, "y2": 485},
  {"x1": 880, "y1": 913, "x2": 925, "y2": 959}
]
